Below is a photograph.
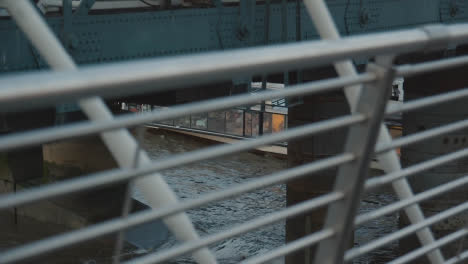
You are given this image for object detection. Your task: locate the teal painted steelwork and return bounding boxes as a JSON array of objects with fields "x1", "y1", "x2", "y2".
[
  {"x1": 0, "y1": 1, "x2": 454, "y2": 73},
  {"x1": 0, "y1": 0, "x2": 465, "y2": 114}
]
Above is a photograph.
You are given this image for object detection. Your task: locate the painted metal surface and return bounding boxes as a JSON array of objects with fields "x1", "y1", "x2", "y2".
[
  {"x1": 0, "y1": 0, "x2": 460, "y2": 74},
  {"x1": 1, "y1": 22, "x2": 468, "y2": 263}
]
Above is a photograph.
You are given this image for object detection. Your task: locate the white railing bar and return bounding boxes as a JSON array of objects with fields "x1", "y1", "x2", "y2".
[
  {"x1": 386, "y1": 87, "x2": 468, "y2": 116},
  {"x1": 1, "y1": 26, "x2": 468, "y2": 110},
  {"x1": 376, "y1": 118, "x2": 468, "y2": 155},
  {"x1": 0, "y1": 114, "x2": 359, "y2": 209},
  {"x1": 445, "y1": 249, "x2": 468, "y2": 264},
  {"x1": 0, "y1": 141, "x2": 352, "y2": 212},
  {"x1": 304, "y1": 1, "x2": 444, "y2": 262},
  {"x1": 9, "y1": 54, "x2": 468, "y2": 115},
  {"x1": 356, "y1": 175, "x2": 468, "y2": 226},
  {"x1": 302, "y1": 0, "x2": 361, "y2": 111},
  {"x1": 366, "y1": 147, "x2": 468, "y2": 190},
  {"x1": 0, "y1": 74, "x2": 373, "y2": 152},
  {"x1": 388, "y1": 228, "x2": 468, "y2": 264},
  {"x1": 344, "y1": 201, "x2": 468, "y2": 261},
  {"x1": 0, "y1": 116, "x2": 362, "y2": 210},
  {"x1": 123, "y1": 192, "x2": 344, "y2": 264},
  {"x1": 113, "y1": 127, "x2": 145, "y2": 264},
  {"x1": 240, "y1": 229, "x2": 335, "y2": 264},
  {"x1": 314, "y1": 57, "x2": 397, "y2": 263},
  {"x1": 0, "y1": 161, "x2": 348, "y2": 263},
  {"x1": 2, "y1": 0, "x2": 216, "y2": 263},
  {"x1": 396, "y1": 54, "x2": 468, "y2": 77}
]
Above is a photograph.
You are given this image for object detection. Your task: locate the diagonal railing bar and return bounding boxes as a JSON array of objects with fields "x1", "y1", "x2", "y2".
[
  {"x1": 123, "y1": 193, "x2": 344, "y2": 264},
  {"x1": 113, "y1": 179, "x2": 136, "y2": 264},
  {"x1": 2, "y1": 24, "x2": 468, "y2": 111},
  {"x1": 455, "y1": 226, "x2": 468, "y2": 262},
  {"x1": 445, "y1": 250, "x2": 468, "y2": 264},
  {"x1": 0, "y1": 153, "x2": 353, "y2": 264},
  {"x1": 0, "y1": 2, "x2": 467, "y2": 263},
  {"x1": 388, "y1": 228, "x2": 468, "y2": 264},
  {"x1": 345, "y1": 201, "x2": 468, "y2": 261},
  {"x1": 0, "y1": 74, "x2": 373, "y2": 152},
  {"x1": 0, "y1": 115, "x2": 360, "y2": 211},
  {"x1": 313, "y1": 56, "x2": 396, "y2": 263},
  {"x1": 0, "y1": 68, "x2": 465, "y2": 157},
  {"x1": 366, "y1": 147, "x2": 468, "y2": 191},
  {"x1": 112, "y1": 127, "x2": 145, "y2": 264},
  {"x1": 0, "y1": 192, "x2": 344, "y2": 264},
  {"x1": 0, "y1": 0, "x2": 216, "y2": 263},
  {"x1": 376, "y1": 119, "x2": 468, "y2": 155},
  {"x1": 357, "y1": 175, "x2": 468, "y2": 226},
  {"x1": 303, "y1": 1, "x2": 447, "y2": 262}
]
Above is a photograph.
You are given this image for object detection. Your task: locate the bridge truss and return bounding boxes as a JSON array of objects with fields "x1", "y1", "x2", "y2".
[{"x1": 0, "y1": 0, "x2": 467, "y2": 264}]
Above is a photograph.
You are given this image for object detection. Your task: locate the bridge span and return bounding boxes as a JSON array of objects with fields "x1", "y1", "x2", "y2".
[{"x1": 0, "y1": 1, "x2": 467, "y2": 264}]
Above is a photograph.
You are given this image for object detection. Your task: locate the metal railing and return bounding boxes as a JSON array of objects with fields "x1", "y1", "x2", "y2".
[{"x1": 0, "y1": 0, "x2": 467, "y2": 263}]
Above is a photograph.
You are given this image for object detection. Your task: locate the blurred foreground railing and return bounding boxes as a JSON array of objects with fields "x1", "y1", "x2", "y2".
[{"x1": 0, "y1": 1, "x2": 467, "y2": 263}]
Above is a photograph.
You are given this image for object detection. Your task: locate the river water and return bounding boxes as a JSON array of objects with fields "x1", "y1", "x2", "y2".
[
  {"x1": 0, "y1": 128, "x2": 400, "y2": 263},
  {"x1": 134, "y1": 128, "x2": 400, "y2": 263}
]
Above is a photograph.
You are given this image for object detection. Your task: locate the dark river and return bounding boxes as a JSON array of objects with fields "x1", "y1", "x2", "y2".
[
  {"x1": 0, "y1": 128, "x2": 400, "y2": 263},
  {"x1": 135, "y1": 128, "x2": 400, "y2": 264}
]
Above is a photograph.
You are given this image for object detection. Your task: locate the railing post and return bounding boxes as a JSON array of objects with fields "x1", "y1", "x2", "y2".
[
  {"x1": 303, "y1": 1, "x2": 445, "y2": 262},
  {"x1": 313, "y1": 56, "x2": 396, "y2": 264}
]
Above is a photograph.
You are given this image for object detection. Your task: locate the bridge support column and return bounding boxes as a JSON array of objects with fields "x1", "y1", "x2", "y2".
[
  {"x1": 42, "y1": 135, "x2": 127, "y2": 225},
  {"x1": 401, "y1": 65, "x2": 468, "y2": 260},
  {"x1": 286, "y1": 88, "x2": 349, "y2": 263}
]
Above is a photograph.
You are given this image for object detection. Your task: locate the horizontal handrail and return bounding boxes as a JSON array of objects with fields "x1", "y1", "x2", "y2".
[
  {"x1": 0, "y1": 191, "x2": 344, "y2": 264},
  {"x1": 0, "y1": 74, "x2": 371, "y2": 152},
  {"x1": 124, "y1": 193, "x2": 343, "y2": 264},
  {"x1": 366, "y1": 147, "x2": 468, "y2": 190},
  {"x1": 0, "y1": 24, "x2": 468, "y2": 111},
  {"x1": 376, "y1": 119, "x2": 468, "y2": 154},
  {"x1": 0, "y1": 17, "x2": 467, "y2": 264},
  {"x1": 345, "y1": 201, "x2": 468, "y2": 261},
  {"x1": 241, "y1": 229, "x2": 335, "y2": 264},
  {"x1": 445, "y1": 250, "x2": 468, "y2": 264},
  {"x1": 0, "y1": 114, "x2": 360, "y2": 210},
  {"x1": 357, "y1": 175, "x2": 468, "y2": 225},
  {"x1": 388, "y1": 228, "x2": 468, "y2": 264},
  {"x1": 386, "y1": 87, "x2": 468, "y2": 116},
  {"x1": 396, "y1": 54, "x2": 468, "y2": 77}
]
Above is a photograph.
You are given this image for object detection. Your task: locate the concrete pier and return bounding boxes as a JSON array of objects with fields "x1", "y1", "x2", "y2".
[
  {"x1": 400, "y1": 65, "x2": 468, "y2": 260},
  {"x1": 286, "y1": 87, "x2": 349, "y2": 263},
  {"x1": 43, "y1": 136, "x2": 126, "y2": 225},
  {"x1": 0, "y1": 135, "x2": 127, "y2": 229}
]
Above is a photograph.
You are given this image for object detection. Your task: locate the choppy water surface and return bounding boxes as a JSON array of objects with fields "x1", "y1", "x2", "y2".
[
  {"x1": 136, "y1": 129, "x2": 286, "y2": 263},
  {"x1": 136, "y1": 129, "x2": 400, "y2": 263},
  {"x1": 0, "y1": 128, "x2": 399, "y2": 263}
]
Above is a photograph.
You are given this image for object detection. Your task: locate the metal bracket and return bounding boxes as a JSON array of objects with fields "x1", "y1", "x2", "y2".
[
  {"x1": 238, "y1": 0, "x2": 255, "y2": 43},
  {"x1": 213, "y1": 0, "x2": 222, "y2": 8},
  {"x1": 62, "y1": 0, "x2": 73, "y2": 49},
  {"x1": 75, "y1": 0, "x2": 95, "y2": 16},
  {"x1": 421, "y1": 24, "x2": 451, "y2": 52},
  {"x1": 62, "y1": 0, "x2": 96, "y2": 51},
  {"x1": 234, "y1": 1, "x2": 256, "y2": 91},
  {"x1": 313, "y1": 56, "x2": 396, "y2": 264}
]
